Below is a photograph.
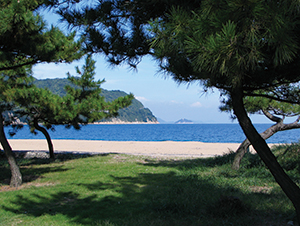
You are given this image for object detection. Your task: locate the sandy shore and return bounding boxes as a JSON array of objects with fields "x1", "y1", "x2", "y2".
[{"x1": 6, "y1": 139, "x2": 276, "y2": 158}]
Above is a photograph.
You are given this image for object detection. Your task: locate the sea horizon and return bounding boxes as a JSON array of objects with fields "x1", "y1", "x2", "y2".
[{"x1": 4, "y1": 123, "x2": 300, "y2": 144}]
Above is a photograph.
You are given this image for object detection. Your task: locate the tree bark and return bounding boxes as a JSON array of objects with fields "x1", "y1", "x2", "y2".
[
  {"x1": 33, "y1": 118, "x2": 55, "y2": 159},
  {"x1": 232, "y1": 116, "x2": 300, "y2": 170},
  {"x1": 231, "y1": 87, "x2": 300, "y2": 223},
  {"x1": 232, "y1": 139, "x2": 251, "y2": 170},
  {"x1": 0, "y1": 114, "x2": 22, "y2": 187}
]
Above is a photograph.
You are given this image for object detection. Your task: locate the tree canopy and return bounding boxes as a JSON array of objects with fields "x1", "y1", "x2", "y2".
[
  {"x1": 47, "y1": 0, "x2": 201, "y2": 67},
  {"x1": 0, "y1": 0, "x2": 83, "y2": 71},
  {"x1": 150, "y1": 3, "x2": 300, "y2": 93}
]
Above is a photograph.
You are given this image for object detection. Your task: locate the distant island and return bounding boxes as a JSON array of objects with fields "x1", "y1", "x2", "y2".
[
  {"x1": 175, "y1": 118, "x2": 194, "y2": 124},
  {"x1": 34, "y1": 78, "x2": 158, "y2": 124}
]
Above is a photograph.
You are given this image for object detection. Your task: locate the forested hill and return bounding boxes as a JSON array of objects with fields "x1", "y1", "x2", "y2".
[{"x1": 33, "y1": 78, "x2": 158, "y2": 123}]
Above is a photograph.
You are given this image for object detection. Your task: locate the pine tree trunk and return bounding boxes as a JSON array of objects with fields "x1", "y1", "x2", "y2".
[
  {"x1": 33, "y1": 118, "x2": 55, "y2": 159},
  {"x1": 232, "y1": 139, "x2": 251, "y2": 170},
  {"x1": 231, "y1": 87, "x2": 300, "y2": 223},
  {"x1": 232, "y1": 123, "x2": 280, "y2": 170},
  {"x1": 0, "y1": 114, "x2": 22, "y2": 187}
]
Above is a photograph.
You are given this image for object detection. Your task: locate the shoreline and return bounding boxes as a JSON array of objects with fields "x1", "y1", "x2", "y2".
[
  {"x1": 92, "y1": 120, "x2": 159, "y2": 124},
  {"x1": 7, "y1": 139, "x2": 277, "y2": 158}
]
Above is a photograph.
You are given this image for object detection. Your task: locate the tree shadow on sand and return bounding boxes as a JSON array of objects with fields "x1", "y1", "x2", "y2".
[{"x1": 2, "y1": 154, "x2": 296, "y2": 226}]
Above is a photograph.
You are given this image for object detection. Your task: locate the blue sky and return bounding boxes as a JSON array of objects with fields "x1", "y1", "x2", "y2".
[{"x1": 33, "y1": 9, "x2": 273, "y2": 123}]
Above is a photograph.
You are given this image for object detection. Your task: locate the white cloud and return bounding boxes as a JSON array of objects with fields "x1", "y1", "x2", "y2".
[
  {"x1": 32, "y1": 62, "x2": 77, "y2": 79},
  {"x1": 191, "y1": 102, "x2": 202, "y2": 108},
  {"x1": 135, "y1": 96, "x2": 149, "y2": 102}
]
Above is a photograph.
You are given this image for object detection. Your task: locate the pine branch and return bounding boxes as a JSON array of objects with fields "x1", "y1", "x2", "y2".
[
  {"x1": 244, "y1": 92, "x2": 300, "y2": 104},
  {"x1": 0, "y1": 60, "x2": 38, "y2": 72},
  {"x1": 262, "y1": 109, "x2": 282, "y2": 123}
]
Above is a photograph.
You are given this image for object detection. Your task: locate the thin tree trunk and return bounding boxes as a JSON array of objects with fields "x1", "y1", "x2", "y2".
[
  {"x1": 232, "y1": 116, "x2": 300, "y2": 170},
  {"x1": 232, "y1": 139, "x2": 251, "y2": 170},
  {"x1": 231, "y1": 87, "x2": 300, "y2": 223},
  {"x1": 33, "y1": 118, "x2": 55, "y2": 159},
  {"x1": 0, "y1": 114, "x2": 22, "y2": 187}
]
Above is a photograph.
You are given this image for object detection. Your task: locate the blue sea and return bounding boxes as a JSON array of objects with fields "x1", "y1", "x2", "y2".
[{"x1": 4, "y1": 124, "x2": 300, "y2": 143}]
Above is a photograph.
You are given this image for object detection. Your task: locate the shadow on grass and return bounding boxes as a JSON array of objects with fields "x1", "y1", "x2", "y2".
[
  {"x1": 2, "y1": 166, "x2": 295, "y2": 226},
  {"x1": 0, "y1": 151, "x2": 100, "y2": 185},
  {"x1": 0, "y1": 164, "x2": 68, "y2": 185},
  {"x1": 142, "y1": 152, "x2": 282, "y2": 183},
  {"x1": 142, "y1": 151, "x2": 237, "y2": 170}
]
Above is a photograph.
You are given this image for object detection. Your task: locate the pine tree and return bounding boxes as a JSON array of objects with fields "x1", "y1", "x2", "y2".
[
  {"x1": 0, "y1": 0, "x2": 83, "y2": 187},
  {"x1": 7, "y1": 87, "x2": 74, "y2": 159},
  {"x1": 65, "y1": 55, "x2": 134, "y2": 128},
  {"x1": 8, "y1": 55, "x2": 133, "y2": 160}
]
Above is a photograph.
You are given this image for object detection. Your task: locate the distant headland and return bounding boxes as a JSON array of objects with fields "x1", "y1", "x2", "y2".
[
  {"x1": 175, "y1": 118, "x2": 194, "y2": 124},
  {"x1": 34, "y1": 78, "x2": 158, "y2": 124}
]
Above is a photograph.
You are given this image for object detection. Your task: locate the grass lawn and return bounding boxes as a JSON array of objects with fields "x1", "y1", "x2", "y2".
[{"x1": 0, "y1": 144, "x2": 299, "y2": 226}]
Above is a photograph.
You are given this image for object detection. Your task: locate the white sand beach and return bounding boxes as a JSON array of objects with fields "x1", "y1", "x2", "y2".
[{"x1": 7, "y1": 139, "x2": 276, "y2": 158}]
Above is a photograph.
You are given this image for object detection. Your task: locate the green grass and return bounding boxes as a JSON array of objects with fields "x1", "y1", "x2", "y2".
[{"x1": 0, "y1": 146, "x2": 299, "y2": 226}]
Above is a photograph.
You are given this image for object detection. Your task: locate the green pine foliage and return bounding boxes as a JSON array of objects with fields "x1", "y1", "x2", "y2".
[
  {"x1": 49, "y1": 0, "x2": 201, "y2": 68},
  {"x1": 0, "y1": 0, "x2": 83, "y2": 72},
  {"x1": 6, "y1": 87, "x2": 76, "y2": 129},
  {"x1": 219, "y1": 90, "x2": 300, "y2": 119},
  {"x1": 64, "y1": 56, "x2": 134, "y2": 125}
]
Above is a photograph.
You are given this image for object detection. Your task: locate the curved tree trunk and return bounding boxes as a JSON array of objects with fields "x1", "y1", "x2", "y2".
[
  {"x1": 231, "y1": 87, "x2": 300, "y2": 223},
  {"x1": 0, "y1": 114, "x2": 22, "y2": 187},
  {"x1": 232, "y1": 115, "x2": 300, "y2": 170},
  {"x1": 33, "y1": 118, "x2": 55, "y2": 159},
  {"x1": 232, "y1": 139, "x2": 251, "y2": 170}
]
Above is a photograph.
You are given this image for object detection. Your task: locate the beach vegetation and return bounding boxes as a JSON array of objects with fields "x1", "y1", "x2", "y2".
[{"x1": 0, "y1": 144, "x2": 299, "y2": 225}]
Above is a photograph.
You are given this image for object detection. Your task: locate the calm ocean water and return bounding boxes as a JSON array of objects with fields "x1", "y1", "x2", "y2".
[{"x1": 4, "y1": 124, "x2": 300, "y2": 143}]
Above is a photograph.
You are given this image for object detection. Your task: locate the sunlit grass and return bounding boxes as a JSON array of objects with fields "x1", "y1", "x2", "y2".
[{"x1": 0, "y1": 145, "x2": 298, "y2": 226}]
